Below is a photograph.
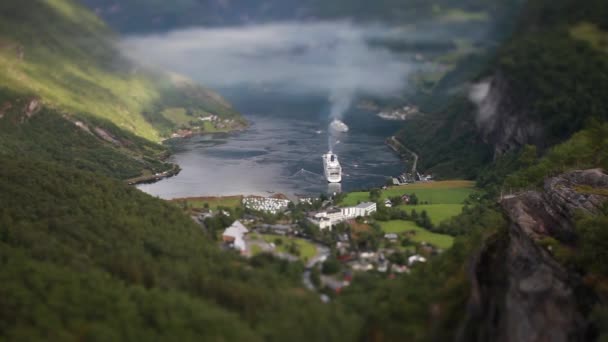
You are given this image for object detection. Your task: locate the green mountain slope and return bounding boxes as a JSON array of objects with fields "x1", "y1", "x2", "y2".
[
  {"x1": 0, "y1": 156, "x2": 358, "y2": 341},
  {"x1": 396, "y1": 0, "x2": 608, "y2": 179},
  {"x1": 0, "y1": 0, "x2": 241, "y2": 142}
]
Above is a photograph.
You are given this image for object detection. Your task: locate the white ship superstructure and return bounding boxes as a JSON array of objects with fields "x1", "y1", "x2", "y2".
[{"x1": 322, "y1": 151, "x2": 342, "y2": 183}]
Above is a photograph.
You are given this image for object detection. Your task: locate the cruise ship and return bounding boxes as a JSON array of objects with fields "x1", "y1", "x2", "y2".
[{"x1": 322, "y1": 151, "x2": 342, "y2": 183}]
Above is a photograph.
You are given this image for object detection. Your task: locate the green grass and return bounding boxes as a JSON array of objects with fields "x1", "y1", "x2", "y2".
[
  {"x1": 162, "y1": 107, "x2": 196, "y2": 127},
  {"x1": 379, "y1": 220, "x2": 454, "y2": 249},
  {"x1": 570, "y1": 22, "x2": 608, "y2": 54},
  {"x1": 380, "y1": 220, "x2": 420, "y2": 233},
  {"x1": 398, "y1": 204, "x2": 464, "y2": 224},
  {"x1": 250, "y1": 244, "x2": 263, "y2": 256},
  {"x1": 382, "y1": 181, "x2": 477, "y2": 204},
  {"x1": 342, "y1": 181, "x2": 477, "y2": 206},
  {"x1": 340, "y1": 192, "x2": 372, "y2": 207},
  {"x1": 257, "y1": 234, "x2": 317, "y2": 262}
]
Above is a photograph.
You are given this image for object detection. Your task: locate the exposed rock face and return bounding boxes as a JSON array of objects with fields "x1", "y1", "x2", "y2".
[
  {"x1": 93, "y1": 127, "x2": 121, "y2": 146},
  {"x1": 502, "y1": 169, "x2": 608, "y2": 242},
  {"x1": 23, "y1": 98, "x2": 41, "y2": 118},
  {"x1": 460, "y1": 169, "x2": 608, "y2": 342},
  {"x1": 0, "y1": 101, "x2": 12, "y2": 119},
  {"x1": 470, "y1": 72, "x2": 544, "y2": 156}
]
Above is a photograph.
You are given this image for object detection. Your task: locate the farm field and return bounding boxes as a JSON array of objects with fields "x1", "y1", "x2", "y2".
[
  {"x1": 341, "y1": 180, "x2": 477, "y2": 207},
  {"x1": 382, "y1": 181, "x2": 477, "y2": 204},
  {"x1": 399, "y1": 204, "x2": 464, "y2": 224},
  {"x1": 249, "y1": 234, "x2": 318, "y2": 262},
  {"x1": 379, "y1": 220, "x2": 454, "y2": 249}
]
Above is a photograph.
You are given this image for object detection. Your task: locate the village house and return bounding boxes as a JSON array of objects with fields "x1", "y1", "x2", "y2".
[
  {"x1": 391, "y1": 264, "x2": 410, "y2": 274},
  {"x1": 408, "y1": 255, "x2": 427, "y2": 266},
  {"x1": 384, "y1": 233, "x2": 399, "y2": 241},
  {"x1": 222, "y1": 221, "x2": 249, "y2": 254}
]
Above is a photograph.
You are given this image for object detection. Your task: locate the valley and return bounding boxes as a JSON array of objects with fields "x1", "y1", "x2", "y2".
[{"x1": 1, "y1": 0, "x2": 608, "y2": 341}]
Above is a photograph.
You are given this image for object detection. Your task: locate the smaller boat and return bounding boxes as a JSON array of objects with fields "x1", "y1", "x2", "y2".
[{"x1": 329, "y1": 119, "x2": 349, "y2": 133}]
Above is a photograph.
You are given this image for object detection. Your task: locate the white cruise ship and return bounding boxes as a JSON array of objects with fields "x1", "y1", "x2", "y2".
[{"x1": 322, "y1": 151, "x2": 342, "y2": 183}]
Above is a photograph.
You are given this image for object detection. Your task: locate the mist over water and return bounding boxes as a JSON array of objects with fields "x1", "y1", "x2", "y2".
[
  {"x1": 126, "y1": 19, "x2": 497, "y2": 198},
  {"x1": 122, "y1": 21, "x2": 415, "y2": 96},
  {"x1": 123, "y1": 21, "x2": 417, "y2": 151}
]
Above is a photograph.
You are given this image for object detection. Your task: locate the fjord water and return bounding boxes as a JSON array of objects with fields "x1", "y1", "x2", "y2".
[{"x1": 138, "y1": 93, "x2": 404, "y2": 199}]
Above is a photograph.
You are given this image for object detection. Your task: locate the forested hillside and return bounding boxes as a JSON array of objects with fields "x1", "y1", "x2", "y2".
[
  {"x1": 0, "y1": 156, "x2": 359, "y2": 341},
  {"x1": 2, "y1": 0, "x2": 607, "y2": 340},
  {"x1": 0, "y1": 0, "x2": 241, "y2": 142},
  {"x1": 397, "y1": 0, "x2": 608, "y2": 179}
]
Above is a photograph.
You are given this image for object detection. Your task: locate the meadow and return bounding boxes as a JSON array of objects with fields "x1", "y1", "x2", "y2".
[
  {"x1": 379, "y1": 220, "x2": 454, "y2": 249},
  {"x1": 250, "y1": 234, "x2": 318, "y2": 262},
  {"x1": 399, "y1": 204, "x2": 464, "y2": 225},
  {"x1": 341, "y1": 180, "x2": 477, "y2": 206}
]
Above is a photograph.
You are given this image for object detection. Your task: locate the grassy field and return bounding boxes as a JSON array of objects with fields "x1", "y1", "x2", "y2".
[
  {"x1": 251, "y1": 234, "x2": 318, "y2": 262},
  {"x1": 250, "y1": 244, "x2": 262, "y2": 256},
  {"x1": 382, "y1": 181, "x2": 477, "y2": 204},
  {"x1": 340, "y1": 192, "x2": 372, "y2": 207},
  {"x1": 341, "y1": 180, "x2": 477, "y2": 207},
  {"x1": 398, "y1": 204, "x2": 464, "y2": 224},
  {"x1": 171, "y1": 196, "x2": 243, "y2": 210},
  {"x1": 379, "y1": 220, "x2": 454, "y2": 249},
  {"x1": 570, "y1": 22, "x2": 608, "y2": 54}
]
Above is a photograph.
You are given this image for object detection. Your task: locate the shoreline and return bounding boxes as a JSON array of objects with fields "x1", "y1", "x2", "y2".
[
  {"x1": 126, "y1": 163, "x2": 182, "y2": 186},
  {"x1": 130, "y1": 122, "x2": 250, "y2": 187}
]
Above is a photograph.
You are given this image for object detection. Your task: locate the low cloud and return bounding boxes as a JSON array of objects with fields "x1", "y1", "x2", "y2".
[{"x1": 121, "y1": 21, "x2": 418, "y2": 97}]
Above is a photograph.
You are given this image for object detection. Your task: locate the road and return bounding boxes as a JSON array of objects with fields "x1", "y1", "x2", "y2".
[
  {"x1": 388, "y1": 136, "x2": 419, "y2": 174},
  {"x1": 246, "y1": 236, "x2": 330, "y2": 291},
  {"x1": 302, "y1": 244, "x2": 330, "y2": 291}
]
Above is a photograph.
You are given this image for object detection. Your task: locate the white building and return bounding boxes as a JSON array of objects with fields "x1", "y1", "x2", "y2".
[
  {"x1": 341, "y1": 202, "x2": 377, "y2": 219},
  {"x1": 222, "y1": 221, "x2": 249, "y2": 253},
  {"x1": 310, "y1": 202, "x2": 377, "y2": 230},
  {"x1": 408, "y1": 255, "x2": 427, "y2": 266}
]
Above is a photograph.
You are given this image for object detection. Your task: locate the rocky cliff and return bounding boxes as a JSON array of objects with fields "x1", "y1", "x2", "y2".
[
  {"x1": 470, "y1": 72, "x2": 544, "y2": 156},
  {"x1": 459, "y1": 169, "x2": 608, "y2": 342}
]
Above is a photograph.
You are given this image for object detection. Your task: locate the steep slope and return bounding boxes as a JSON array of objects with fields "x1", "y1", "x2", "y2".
[
  {"x1": 458, "y1": 169, "x2": 608, "y2": 341},
  {"x1": 396, "y1": 0, "x2": 608, "y2": 179},
  {"x1": 0, "y1": 155, "x2": 359, "y2": 341},
  {"x1": 0, "y1": 89, "x2": 174, "y2": 180},
  {"x1": 0, "y1": 0, "x2": 241, "y2": 142}
]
